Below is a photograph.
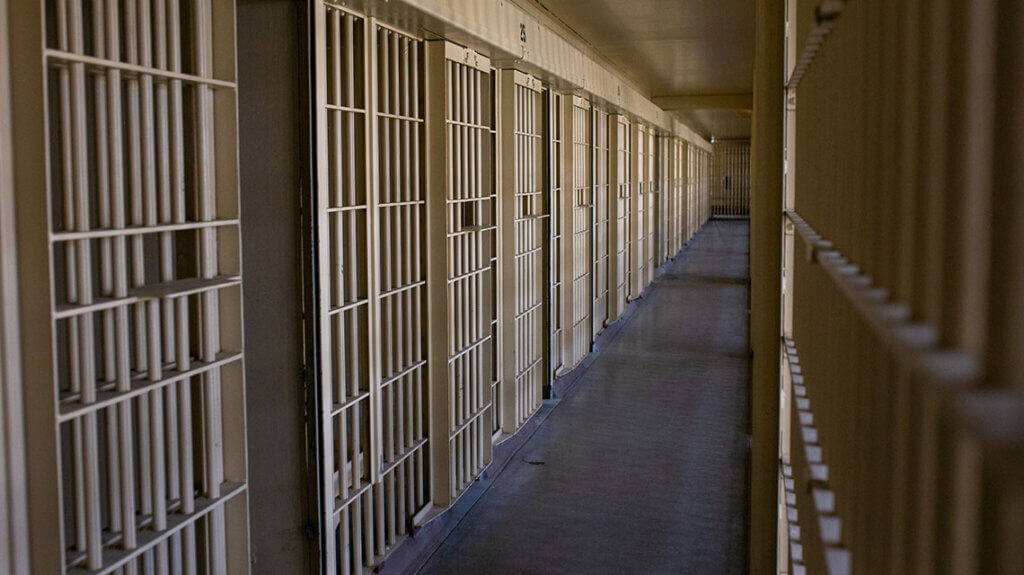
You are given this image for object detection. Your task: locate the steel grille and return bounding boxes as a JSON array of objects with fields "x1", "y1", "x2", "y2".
[
  {"x1": 314, "y1": 8, "x2": 432, "y2": 572},
  {"x1": 547, "y1": 90, "x2": 563, "y2": 379},
  {"x1": 42, "y1": 0, "x2": 248, "y2": 571},
  {"x1": 570, "y1": 98, "x2": 592, "y2": 367},
  {"x1": 711, "y1": 141, "x2": 751, "y2": 218},
  {"x1": 614, "y1": 116, "x2": 631, "y2": 315},
  {"x1": 591, "y1": 108, "x2": 610, "y2": 336},
  {"x1": 443, "y1": 54, "x2": 494, "y2": 499},
  {"x1": 644, "y1": 128, "x2": 656, "y2": 287}
]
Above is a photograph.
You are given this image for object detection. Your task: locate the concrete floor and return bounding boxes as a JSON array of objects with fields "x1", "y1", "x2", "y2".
[{"x1": 419, "y1": 220, "x2": 751, "y2": 575}]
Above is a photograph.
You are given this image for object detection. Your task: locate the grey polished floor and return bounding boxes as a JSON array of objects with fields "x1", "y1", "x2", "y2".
[{"x1": 419, "y1": 221, "x2": 751, "y2": 575}]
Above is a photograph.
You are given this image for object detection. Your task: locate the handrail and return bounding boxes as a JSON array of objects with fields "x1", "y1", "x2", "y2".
[
  {"x1": 784, "y1": 210, "x2": 980, "y2": 389},
  {"x1": 782, "y1": 338, "x2": 851, "y2": 575},
  {"x1": 787, "y1": 0, "x2": 845, "y2": 91}
]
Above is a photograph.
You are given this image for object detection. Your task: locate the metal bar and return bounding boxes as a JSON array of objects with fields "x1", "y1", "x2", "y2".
[
  {"x1": 8, "y1": 0, "x2": 250, "y2": 570},
  {"x1": 44, "y1": 49, "x2": 237, "y2": 89},
  {"x1": 0, "y1": 0, "x2": 28, "y2": 568}
]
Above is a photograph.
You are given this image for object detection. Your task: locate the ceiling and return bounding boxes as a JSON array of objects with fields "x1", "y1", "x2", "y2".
[{"x1": 529, "y1": 0, "x2": 754, "y2": 139}]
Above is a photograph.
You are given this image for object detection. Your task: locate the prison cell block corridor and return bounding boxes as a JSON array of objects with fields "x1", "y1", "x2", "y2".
[
  {"x1": 419, "y1": 221, "x2": 750, "y2": 575},
  {"x1": 1, "y1": 0, "x2": 1022, "y2": 574}
]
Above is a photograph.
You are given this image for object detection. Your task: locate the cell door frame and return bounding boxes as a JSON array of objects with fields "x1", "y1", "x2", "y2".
[
  {"x1": 427, "y1": 41, "x2": 496, "y2": 504},
  {"x1": 0, "y1": 2, "x2": 29, "y2": 570},
  {"x1": 308, "y1": 6, "x2": 435, "y2": 572},
  {"x1": 590, "y1": 107, "x2": 611, "y2": 336},
  {"x1": 498, "y1": 68, "x2": 548, "y2": 431},
  {"x1": 568, "y1": 94, "x2": 594, "y2": 365},
  {"x1": 10, "y1": 0, "x2": 250, "y2": 572},
  {"x1": 588, "y1": 102, "x2": 597, "y2": 346},
  {"x1": 544, "y1": 87, "x2": 560, "y2": 393}
]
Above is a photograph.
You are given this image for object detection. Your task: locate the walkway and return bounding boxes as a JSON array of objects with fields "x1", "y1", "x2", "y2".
[{"x1": 419, "y1": 220, "x2": 751, "y2": 574}]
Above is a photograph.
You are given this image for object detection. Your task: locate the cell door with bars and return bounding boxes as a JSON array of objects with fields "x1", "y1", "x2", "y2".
[
  {"x1": 655, "y1": 135, "x2": 670, "y2": 267},
  {"x1": 687, "y1": 144, "x2": 697, "y2": 240},
  {"x1": 636, "y1": 125, "x2": 647, "y2": 294},
  {"x1": 570, "y1": 97, "x2": 592, "y2": 368},
  {"x1": 614, "y1": 116, "x2": 631, "y2": 314},
  {"x1": 426, "y1": 43, "x2": 496, "y2": 503},
  {"x1": 644, "y1": 128, "x2": 656, "y2": 287},
  {"x1": 667, "y1": 139, "x2": 677, "y2": 253},
  {"x1": 369, "y1": 20, "x2": 429, "y2": 569},
  {"x1": 503, "y1": 70, "x2": 546, "y2": 430},
  {"x1": 684, "y1": 143, "x2": 691, "y2": 241},
  {"x1": 547, "y1": 90, "x2": 564, "y2": 379},
  {"x1": 634, "y1": 124, "x2": 651, "y2": 290},
  {"x1": 674, "y1": 139, "x2": 686, "y2": 252},
  {"x1": 712, "y1": 141, "x2": 751, "y2": 217},
  {"x1": 312, "y1": 8, "x2": 430, "y2": 572},
  {"x1": 16, "y1": 0, "x2": 251, "y2": 572},
  {"x1": 668, "y1": 138, "x2": 676, "y2": 252},
  {"x1": 487, "y1": 68, "x2": 501, "y2": 439},
  {"x1": 0, "y1": 4, "x2": 28, "y2": 572},
  {"x1": 592, "y1": 108, "x2": 610, "y2": 336},
  {"x1": 667, "y1": 138, "x2": 677, "y2": 254}
]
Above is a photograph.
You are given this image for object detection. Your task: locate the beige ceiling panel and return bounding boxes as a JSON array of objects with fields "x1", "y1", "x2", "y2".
[
  {"x1": 340, "y1": 0, "x2": 715, "y2": 149},
  {"x1": 679, "y1": 108, "x2": 753, "y2": 140},
  {"x1": 531, "y1": 0, "x2": 755, "y2": 96},
  {"x1": 532, "y1": 0, "x2": 755, "y2": 138}
]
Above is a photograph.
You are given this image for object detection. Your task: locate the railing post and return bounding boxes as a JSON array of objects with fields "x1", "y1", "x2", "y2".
[{"x1": 749, "y1": 0, "x2": 786, "y2": 572}]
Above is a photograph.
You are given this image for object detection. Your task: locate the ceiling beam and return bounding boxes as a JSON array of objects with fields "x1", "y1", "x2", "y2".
[{"x1": 652, "y1": 93, "x2": 754, "y2": 111}]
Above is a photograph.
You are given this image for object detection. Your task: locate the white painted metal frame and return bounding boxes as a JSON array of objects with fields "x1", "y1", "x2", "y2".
[
  {"x1": 667, "y1": 138, "x2": 680, "y2": 257},
  {"x1": 674, "y1": 139, "x2": 687, "y2": 252},
  {"x1": 0, "y1": 2, "x2": 29, "y2": 571},
  {"x1": 570, "y1": 96, "x2": 593, "y2": 367},
  {"x1": 687, "y1": 143, "x2": 696, "y2": 240},
  {"x1": 425, "y1": 41, "x2": 495, "y2": 506},
  {"x1": 444, "y1": 48, "x2": 494, "y2": 498},
  {"x1": 655, "y1": 134, "x2": 671, "y2": 267},
  {"x1": 314, "y1": 9, "x2": 371, "y2": 571},
  {"x1": 591, "y1": 108, "x2": 610, "y2": 335},
  {"x1": 370, "y1": 20, "x2": 429, "y2": 568},
  {"x1": 613, "y1": 115, "x2": 631, "y2": 316},
  {"x1": 644, "y1": 128, "x2": 656, "y2": 287},
  {"x1": 487, "y1": 68, "x2": 502, "y2": 439},
  {"x1": 313, "y1": 6, "x2": 431, "y2": 571},
  {"x1": 10, "y1": 0, "x2": 250, "y2": 571},
  {"x1": 547, "y1": 90, "x2": 564, "y2": 379}
]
